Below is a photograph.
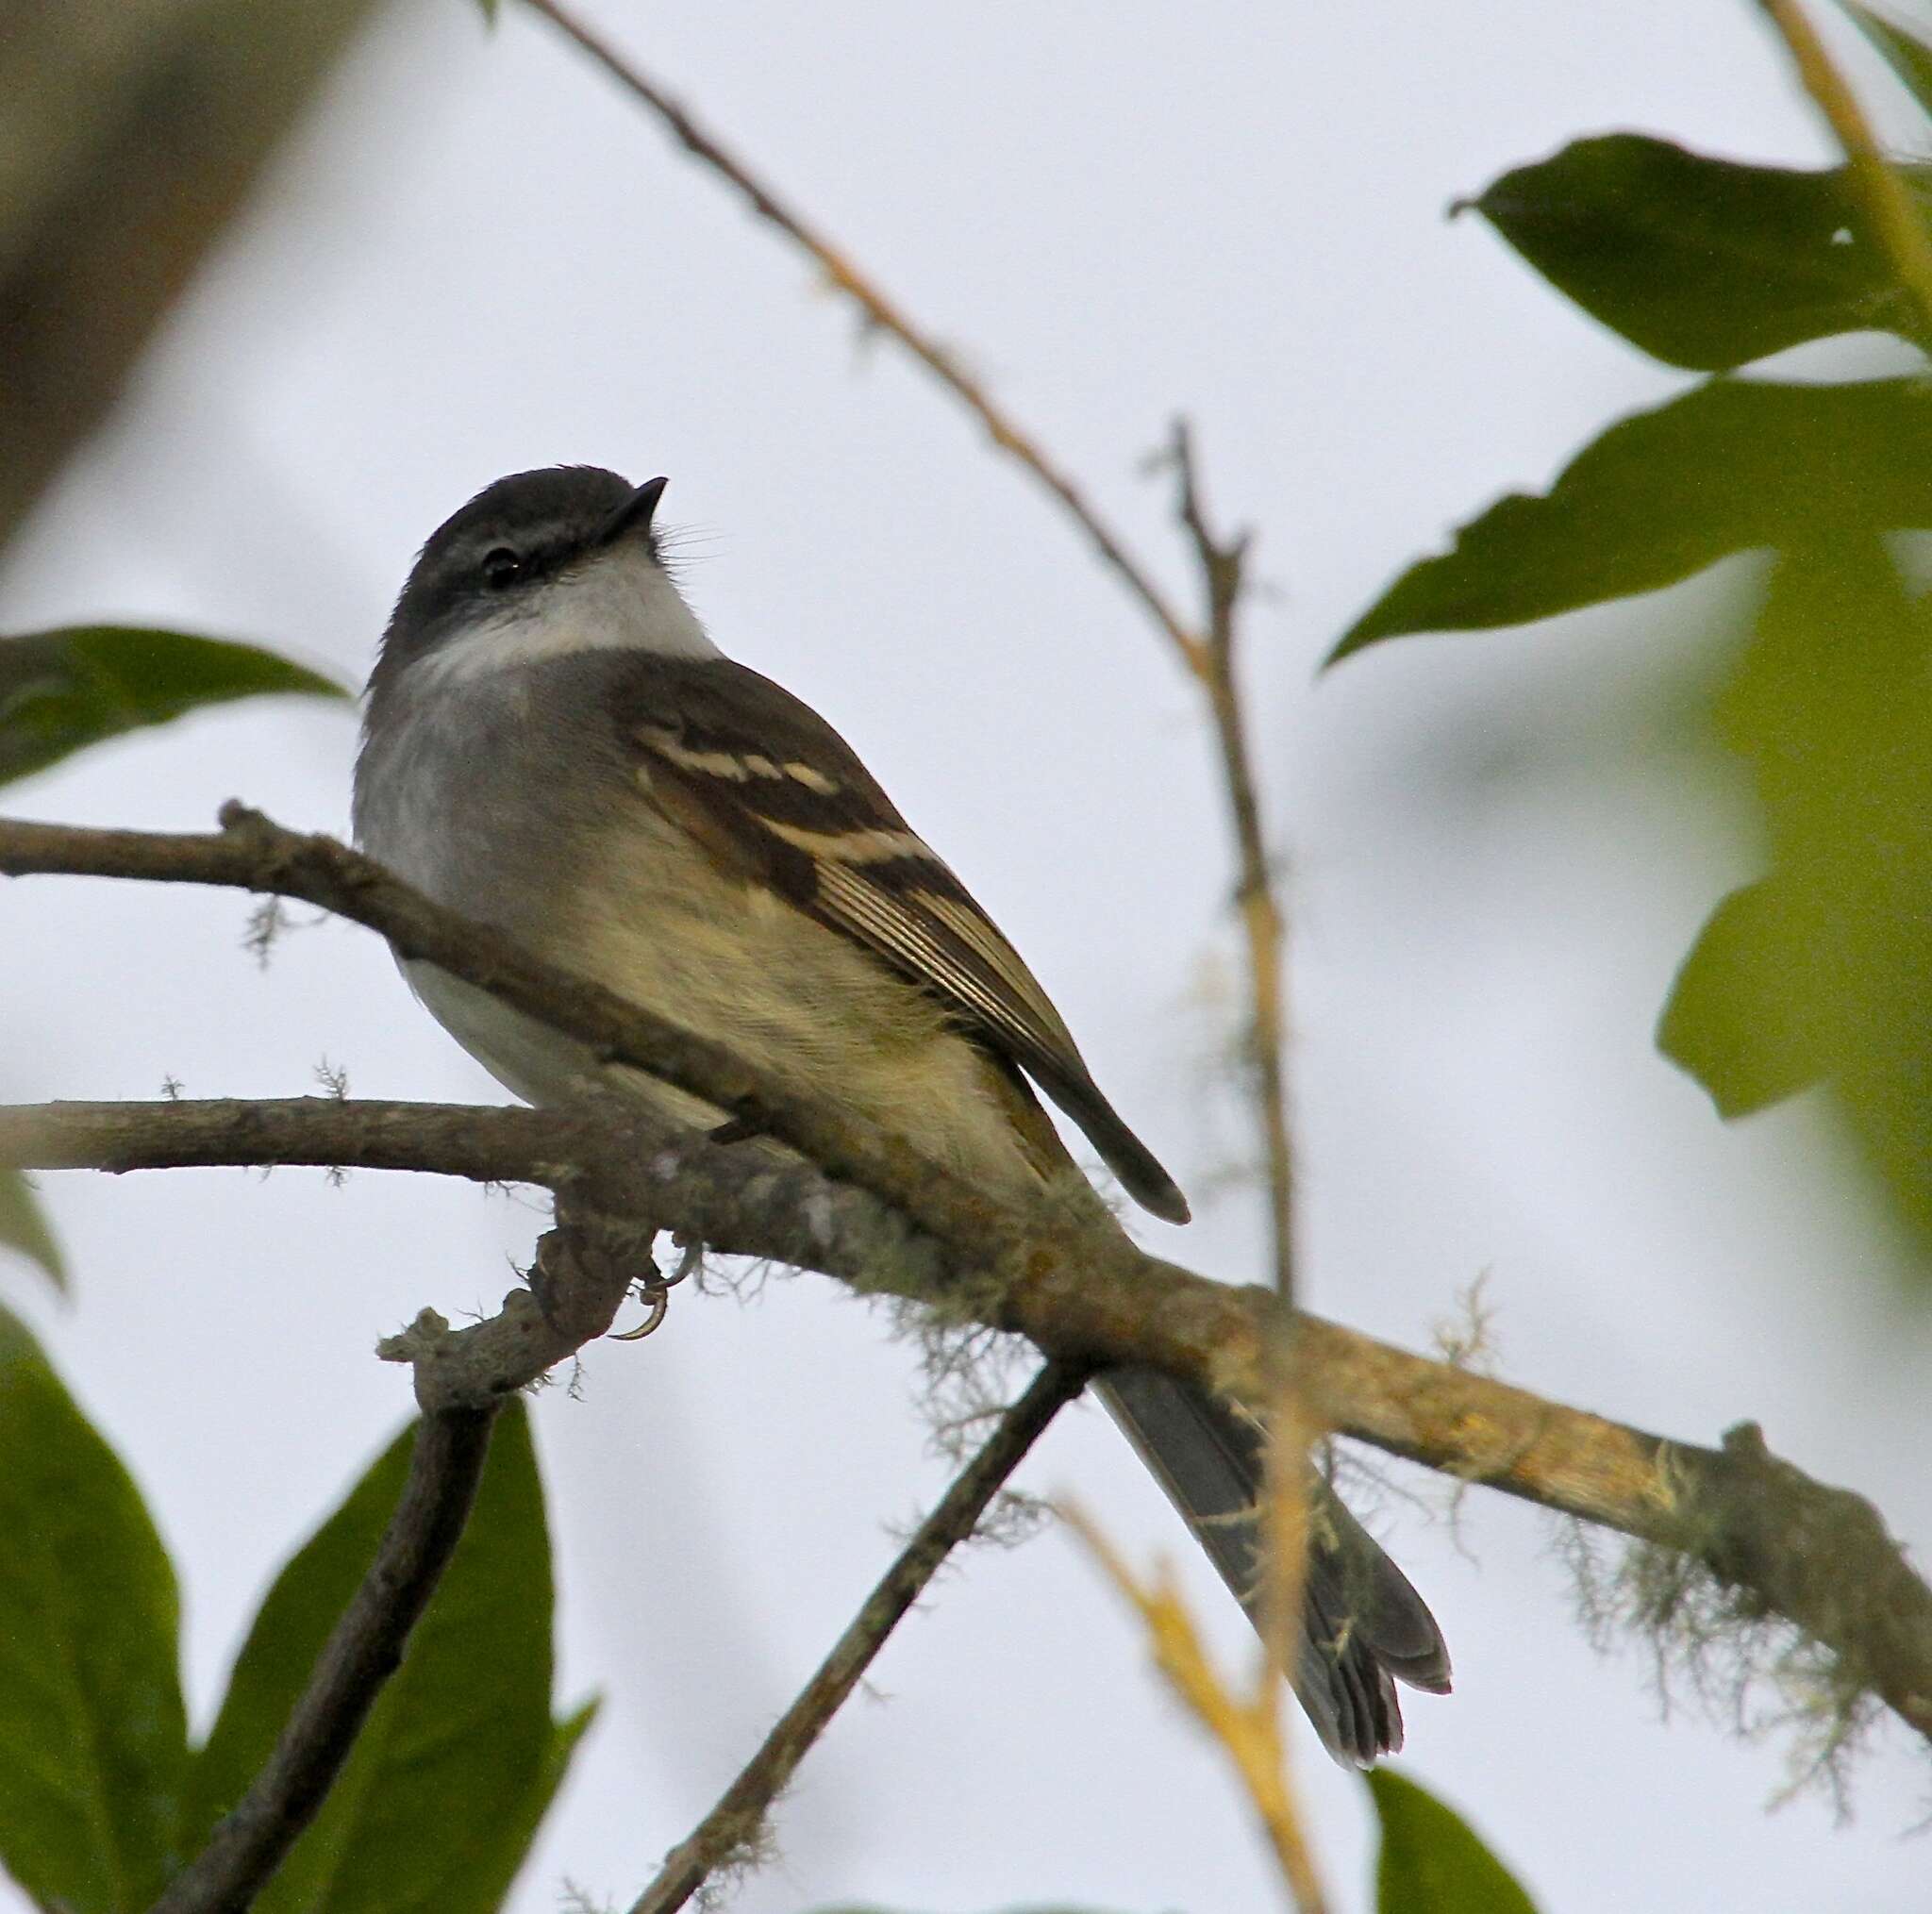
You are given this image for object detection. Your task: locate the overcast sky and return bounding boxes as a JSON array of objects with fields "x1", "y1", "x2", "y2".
[{"x1": 6, "y1": 2, "x2": 1932, "y2": 1908}]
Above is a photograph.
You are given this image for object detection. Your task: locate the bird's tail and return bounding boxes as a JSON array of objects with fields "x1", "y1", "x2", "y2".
[{"x1": 1095, "y1": 1367, "x2": 1451, "y2": 1765}]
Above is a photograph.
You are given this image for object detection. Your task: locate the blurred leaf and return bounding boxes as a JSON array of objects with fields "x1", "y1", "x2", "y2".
[
  {"x1": 1661, "y1": 540, "x2": 1932, "y2": 1248},
  {"x1": 1845, "y1": 4, "x2": 1932, "y2": 121},
  {"x1": 1367, "y1": 1769, "x2": 1539, "y2": 1913},
  {"x1": 0, "y1": 1304, "x2": 187, "y2": 1912},
  {"x1": 179, "y1": 1401, "x2": 578, "y2": 1912},
  {"x1": 1466, "y1": 133, "x2": 1923, "y2": 370},
  {"x1": 0, "y1": 626, "x2": 346, "y2": 789},
  {"x1": 0, "y1": 1169, "x2": 64, "y2": 1291},
  {"x1": 1329, "y1": 377, "x2": 1932, "y2": 662},
  {"x1": 475, "y1": 0, "x2": 501, "y2": 24},
  {"x1": 1658, "y1": 879, "x2": 1831, "y2": 1114}
]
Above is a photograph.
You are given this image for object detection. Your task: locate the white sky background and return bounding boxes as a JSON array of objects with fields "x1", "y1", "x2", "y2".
[{"x1": 5, "y1": 1, "x2": 1932, "y2": 1908}]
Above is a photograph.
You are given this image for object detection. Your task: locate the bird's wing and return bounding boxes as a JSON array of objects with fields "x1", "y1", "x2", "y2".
[
  {"x1": 612, "y1": 656, "x2": 1189, "y2": 1222},
  {"x1": 620, "y1": 657, "x2": 1085, "y2": 1084}
]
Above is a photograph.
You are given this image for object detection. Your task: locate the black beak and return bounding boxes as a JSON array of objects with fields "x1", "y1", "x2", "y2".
[{"x1": 598, "y1": 474, "x2": 668, "y2": 546}]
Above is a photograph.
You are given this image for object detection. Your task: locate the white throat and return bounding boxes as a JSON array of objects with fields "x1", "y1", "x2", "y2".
[{"x1": 416, "y1": 542, "x2": 720, "y2": 687}]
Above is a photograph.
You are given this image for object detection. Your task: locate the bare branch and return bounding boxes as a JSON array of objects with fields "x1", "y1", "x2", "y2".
[
  {"x1": 627, "y1": 1361, "x2": 1091, "y2": 1914},
  {"x1": 148, "y1": 1406, "x2": 498, "y2": 1914},
  {"x1": 1163, "y1": 421, "x2": 1289, "y2": 1299},
  {"x1": 1162, "y1": 421, "x2": 1311, "y2": 1809},
  {"x1": 517, "y1": 0, "x2": 1208, "y2": 677},
  {"x1": 7, "y1": 1089, "x2": 1929, "y2": 1754}
]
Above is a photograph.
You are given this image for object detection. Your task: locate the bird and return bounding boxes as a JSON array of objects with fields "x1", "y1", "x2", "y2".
[{"x1": 351, "y1": 463, "x2": 1451, "y2": 1762}]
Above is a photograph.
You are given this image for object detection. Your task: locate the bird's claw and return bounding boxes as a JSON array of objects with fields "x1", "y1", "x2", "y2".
[
  {"x1": 607, "y1": 1236, "x2": 701, "y2": 1342},
  {"x1": 608, "y1": 1279, "x2": 671, "y2": 1341}
]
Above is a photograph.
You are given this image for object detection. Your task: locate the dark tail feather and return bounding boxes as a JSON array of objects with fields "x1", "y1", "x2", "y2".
[{"x1": 1095, "y1": 1367, "x2": 1451, "y2": 1766}]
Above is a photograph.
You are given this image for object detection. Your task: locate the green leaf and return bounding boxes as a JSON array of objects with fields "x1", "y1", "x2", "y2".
[
  {"x1": 433, "y1": 1695, "x2": 600, "y2": 1910},
  {"x1": 1845, "y1": 5, "x2": 1932, "y2": 122},
  {"x1": 475, "y1": 0, "x2": 500, "y2": 25},
  {"x1": 1328, "y1": 377, "x2": 1932, "y2": 662},
  {"x1": 1466, "y1": 133, "x2": 1924, "y2": 371},
  {"x1": 0, "y1": 1304, "x2": 188, "y2": 1912},
  {"x1": 1658, "y1": 879, "x2": 1831, "y2": 1116},
  {"x1": 0, "y1": 1169, "x2": 65, "y2": 1291},
  {"x1": 0, "y1": 626, "x2": 346, "y2": 789},
  {"x1": 1661, "y1": 540, "x2": 1932, "y2": 1249},
  {"x1": 1366, "y1": 1769, "x2": 1539, "y2": 1913},
  {"x1": 178, "y1": 1401, "x2": 576, "y2": 1913}
]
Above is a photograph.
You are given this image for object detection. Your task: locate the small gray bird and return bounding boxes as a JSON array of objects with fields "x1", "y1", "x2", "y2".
[{"x1": 353, "y1": 465, "x2": 1451, "y2": 1762}]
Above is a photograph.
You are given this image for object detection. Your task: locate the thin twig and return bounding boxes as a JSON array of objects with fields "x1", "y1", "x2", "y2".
[
  {"x1": 1163, "y1": 424, "x2": 1312, "y2": 1839},
  {"x1": 1065, "y1": 1508, "x2": 1326, "y2": 1912},
  {"x1": 513, "y1": 0, "x2": 1298, "y2": 1309},
  {"x1": 503, "y1": 16, "x2": 1325, "y2": 1796},
  {"x1": 148, "y1": 1406, "x2": 498, "y2": 1914},
  {"x1": 1255, "y1": 1384, "x2": 1313, "y2": 1773},
  {"x1": 10, "y1": 1090, "x2": 1932, "y2": 1753},
  {"x1": 627, "y1": 1361, "x2": 1091, "y2": 1914},
  {"x1": 1757, "y1": 0, "x2": 1932, "y2": 336},
  {"x1": 516, "y1": 3, "x2": 1299, "y2": 1315},
  {"x1": 519, "y1": 0, "x2": 1208, "y2": 678},
  {"x1": 1165, "y1": 422, "x2": 1291, "y2": 1301}
]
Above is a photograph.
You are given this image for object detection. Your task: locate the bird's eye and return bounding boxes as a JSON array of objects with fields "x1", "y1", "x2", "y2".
[{"x1": 481, "y1": 546, "x2": 523, "y2": 589}]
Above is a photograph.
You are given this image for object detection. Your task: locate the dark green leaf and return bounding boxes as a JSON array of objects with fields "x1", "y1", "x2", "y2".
[
  {"x1": 0, "y1": 1304, "x2": 187, "y2": 1912},
  {"x1": 1460, "y1": 132, "x2": 1916, "y2": 371},
  {"x1": 179, "y1": 1401, "x2": 575, "y2": 1913},
  {"x1": 1329, "y1": 377, "x2": 1932, "y2": 662},
  {"x1": 0, "y1": 1169, "x2": 65, "y2": 1291},
  {"x1": 1662, "y1": 541, "x2": 1932, "y2": 1248},
  {"x1": 1845, "y1": 5, "x2": 1932, "y2": 122},
  {"x1": 1464, "y1": 133, "x2": 1924, "y2": 371},
  {"x1": 0, "y1": 626, "x2": 346, "y2": 789},
  {"x1": 1367, "y1": 1769, "x2": 1539, "y2": 1913},
  {"x1": 433, "y1": 1695, "x2": 600, "y2": 1910}
]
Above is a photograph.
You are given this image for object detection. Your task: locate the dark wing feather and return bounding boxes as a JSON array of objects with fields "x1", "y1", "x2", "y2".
[{"x1": 614, "y1": 657, "x2": 1189, "y2": 1223}]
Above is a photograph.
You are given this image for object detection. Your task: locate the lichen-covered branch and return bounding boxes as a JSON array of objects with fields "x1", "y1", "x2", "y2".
[{"x1": 5, "y1": 1088, "x2": 1928, "y2": 1751}]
